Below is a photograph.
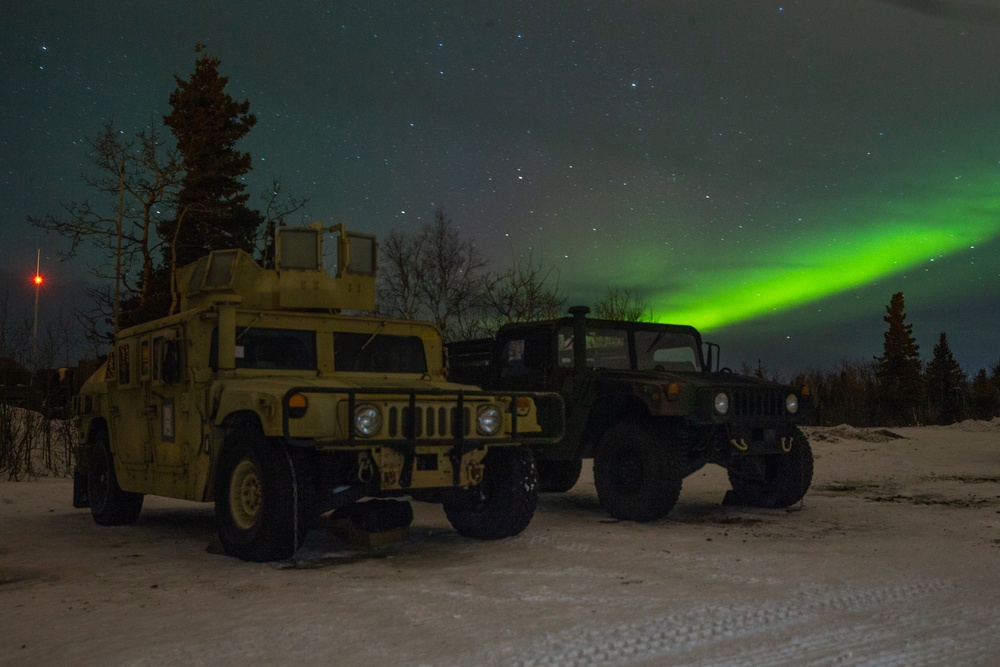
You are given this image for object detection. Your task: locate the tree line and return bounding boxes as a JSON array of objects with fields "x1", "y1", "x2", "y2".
[{"x1": 761, "y1": 292, "x2": 999, "y2": 427}]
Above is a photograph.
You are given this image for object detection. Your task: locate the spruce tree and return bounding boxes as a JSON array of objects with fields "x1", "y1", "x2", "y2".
[
  {"x1": 991, "y1": 360, "x2": 1000, "y2": 390},
  {"x1": 969, "y1": 368, "x2": 999, "y2": 420},
  {"x1": 925, "y1": 332, "x2": 967, "y2": 424},
  {"x1": 875, "y1": 292, "x2": 923, "y2": 425},
  {"x1": 161, "y1": 45, "x2": 262, "y2": 271}
]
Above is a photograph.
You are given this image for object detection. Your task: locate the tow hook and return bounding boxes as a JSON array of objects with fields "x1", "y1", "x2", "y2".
[
  {"x1": 730, "y1": 438, "x2": 749, "y2": 452},
  {"x1": 357, "y1": 455, "x2": 375, "y2": 483},
  {"x1": 466, "y1": 460, "x2": 485, "y2": 485},
  {"x1": 781, "y1": 437, "x2": 793, "y2": 453}
]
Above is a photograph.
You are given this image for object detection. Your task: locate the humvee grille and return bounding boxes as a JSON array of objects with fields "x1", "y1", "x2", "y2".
[
  {"x1": 730, "y1": 390, "x2": 786, "y2": 418},
  {"x1": 388, "y1": 405, "x2": 471, "y2": 439}
]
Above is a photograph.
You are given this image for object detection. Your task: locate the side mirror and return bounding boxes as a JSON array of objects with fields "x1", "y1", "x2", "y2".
[{"x1": 703, "y1": 342, "x2": 720, "y2": 373}]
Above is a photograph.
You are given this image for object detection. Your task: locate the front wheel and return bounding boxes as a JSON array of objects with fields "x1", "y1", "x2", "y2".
[
  {"x1": 87, "y1": 432, "x2": 143, "y2": 526},
  {"x1": 214, "y1": 426, "x2": 301, "y2": 562},
  {"x1": 593, "y1": 420, "x2": 681, "y2": 522},
  {"x1": 726, "y1": 428, "x2": 814, "y2": 508},
  {"x1": 443, "y1": 446, "x2": 538, "y2": 540}
]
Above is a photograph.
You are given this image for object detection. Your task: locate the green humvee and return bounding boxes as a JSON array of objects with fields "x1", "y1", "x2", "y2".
[
  {"x1": 447, "y1": 306, "x2": 813, "y2": 522},
  {"x1": 73, "y1": 224, "x2": 563, "y2": 561}
]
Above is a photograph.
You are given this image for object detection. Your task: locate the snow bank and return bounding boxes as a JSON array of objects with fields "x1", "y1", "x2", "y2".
[{"x1": 0, "y1": 404, "x2": 76, "y2": 479}]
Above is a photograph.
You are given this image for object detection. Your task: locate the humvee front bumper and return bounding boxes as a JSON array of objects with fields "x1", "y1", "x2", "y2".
[{"x1": 279, "y1": 387, "x2": 565, "y2": 488}]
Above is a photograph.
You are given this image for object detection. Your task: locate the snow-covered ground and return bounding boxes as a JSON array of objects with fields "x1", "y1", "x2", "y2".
[{"x1": 3, "y1": 422, "x2": 999, "y2": 666}]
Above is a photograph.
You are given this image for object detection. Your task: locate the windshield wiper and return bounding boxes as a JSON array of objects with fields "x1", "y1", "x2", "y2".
[{"x1": 360, "y1": 321, "x2": 387, "y2": 352}]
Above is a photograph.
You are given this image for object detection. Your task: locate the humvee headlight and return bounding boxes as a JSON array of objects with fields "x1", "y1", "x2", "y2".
[
  {"x1": 287, "y1": 393, "x2": 308, "y2": 418},
  {"x1": 354, "y1": 404, "x2": 382, "y2": 438},
  {"x1": 476, "y1": 405, "x2": 502, "y2": 436},
  {"x1": 786, "y1": 393, "x2": 799, "y2": 414},
  {"x1": 714, "y1": 392, "x2": 730, "y2": 415}
]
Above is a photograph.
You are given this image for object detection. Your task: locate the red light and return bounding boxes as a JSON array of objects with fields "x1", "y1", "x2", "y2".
[{"x1": 33, "y1": 274, "x2": 43, "y2": 286}]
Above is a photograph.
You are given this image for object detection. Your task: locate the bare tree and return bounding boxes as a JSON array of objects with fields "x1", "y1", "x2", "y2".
[
  {"x1": 417, "y1": 209, "x2": 489, "y2": 340},
  {"x1": 478, "y1": 251, "x2": 565, "y2": 335},
  {"x1": 0, "y1": 291, "x2": 33, "y2": 368},
  {"x1": 377, "y1": 228, "x2": 424, "y2": 321},
  {"x1": 593, "y1": 287, "x2": 652, "y2": 322},
  {"x1": 377, "y1": 209, "x2": 489, "y2": 341},
  {"x1": 29, "y1": 118, "x2": 182, "y2": 335},
  {"x1": 0, "y1": 300, "x2": 83, "y2": 480},
  {"x1": 257, "y1": 178, "x2": 309, "y2": 269}
]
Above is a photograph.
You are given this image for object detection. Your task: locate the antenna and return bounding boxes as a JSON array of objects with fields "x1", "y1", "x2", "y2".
[{"x1": 33, "y1": 248, "x2": 42, "y2": 361}]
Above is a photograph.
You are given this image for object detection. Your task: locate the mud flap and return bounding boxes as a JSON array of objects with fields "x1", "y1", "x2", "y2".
[
  {"x1": 72, "y1": 466, "x2": 90, "y2": 508},
  {"x1": 721, "y1": 489, "x2": 741, "y2": 506}
]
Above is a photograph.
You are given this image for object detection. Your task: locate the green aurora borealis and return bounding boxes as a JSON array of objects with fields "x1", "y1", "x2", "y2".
[{"x1": 647, "y1": 175, "x2": 1000, "y2": 330}]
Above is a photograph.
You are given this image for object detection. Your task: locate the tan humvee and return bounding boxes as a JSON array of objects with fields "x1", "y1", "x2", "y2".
[{"x1": 73, "y1": 224, "x2": 563, "y2": 561}]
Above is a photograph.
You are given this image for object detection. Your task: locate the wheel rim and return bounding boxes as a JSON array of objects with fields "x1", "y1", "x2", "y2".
[{"x1": 229, "y1": 459, "x2": 263, "y2": 531}]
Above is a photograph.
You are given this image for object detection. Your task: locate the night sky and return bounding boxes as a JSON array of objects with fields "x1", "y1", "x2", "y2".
[{"x1": 4, "y1": 1, "x2": 1000, "y2": 375}]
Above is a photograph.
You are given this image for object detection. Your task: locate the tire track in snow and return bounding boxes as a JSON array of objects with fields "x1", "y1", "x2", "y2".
[{"x1": 452, "y1": 579, "x2": 998, "y2": 667}]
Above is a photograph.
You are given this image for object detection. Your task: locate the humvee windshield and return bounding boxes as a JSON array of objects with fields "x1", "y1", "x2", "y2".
[
  {"x1": 333, "y1": 332, "x2": 427, "y2": 373},
  {"x1": 634, "y1": 330, "x2": 701, "y2": 372},
  {"x1": 234, "y1": 327, "x2": 317, "y2": 370},
  {"x1": 557, "y1": 328, "x2": 629, "y2": 369},
  {"x1": 554, "y1": 327, "x2": 701, "y2": 372}
]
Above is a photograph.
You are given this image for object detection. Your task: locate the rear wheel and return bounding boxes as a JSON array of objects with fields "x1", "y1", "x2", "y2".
[
  {"x1": 87, "y1": 432, "x2": 143, "y2": 526},
  {"x1": 593, "y1": 420, "x2": 681, "y2": 522},
  {"x1": 444, "y1": 446, "x2": 538, "y2": 540},
  {"x1": 215, "y1": 426, "x2": 301, "y2": 561},
  {"x1": 537, "y1": 458, "x2": 583, "y2": 493},
  {"x1": 726, "y1": 428, "x2": 814, "y2": 508}
]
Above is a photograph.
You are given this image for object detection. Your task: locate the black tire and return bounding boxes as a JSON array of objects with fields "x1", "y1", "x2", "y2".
[
  {"x1": 593, "y1": 420, "x2": 681, "y2": 522},
  {"x1": 87, "y1": 432, "x2": 143, "y2": 526},
  {"x1": 726, "y1": 428, "x2": 814, "y2": 508},
  {"x1": 214, "y1": 425, "x2": 301, "y2": 562},
  {"x1": 537, "y1": 458, "x2": 583, "y2": 493},
  {"x1": 443, "y1": 446, "x2": 538, "y2": 540}
]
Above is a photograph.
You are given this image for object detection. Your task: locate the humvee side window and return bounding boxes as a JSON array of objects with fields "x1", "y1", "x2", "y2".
[
  {"x1": 238, "y1": 328, "x2": 316, "y2": 370},
  {"x1": 334, "y1": 333, "x2": 427, "y2": 373},
  {"x1": 634, "y1": 331, "x2": 701, "y2": 372},
  {"x1": 557, "y1": 328, "x2": 629, "y2": 369},
  {"x1": 211, "y1": 327, "x2": 317, "y2": 370},
  {"x1": 154, "y1": 337, "x2": 181, "y2": 384},
  {"x1": 117, "y1": 343, "x2": 131, "y2": 385},
  {"x1": 140, "y1": 340, "x2": 151, "y2": 380},
  {"x1": 501, "y1": 339, "x2": 526, "y2": 378},
  {"x1": 500, "y1": 333, "x2": 547, "y2": 377}
]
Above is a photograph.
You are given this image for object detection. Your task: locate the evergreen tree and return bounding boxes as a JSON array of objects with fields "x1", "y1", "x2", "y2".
[
  {"x1": 969, "y1": 368, "x2": 999, "y2": 420},
  {"x1": 161, "y1": 45, "x2": 262, "y2": 273},
  {"x1": 924, "y1": 332, "x2": 967, "y2": 424},
  {"x1": 875, "y1": 292, "x2": 923, "y2": 425},
  {"x1": 990, "y1": 359, "x2": 1000, "y2": 390}
]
